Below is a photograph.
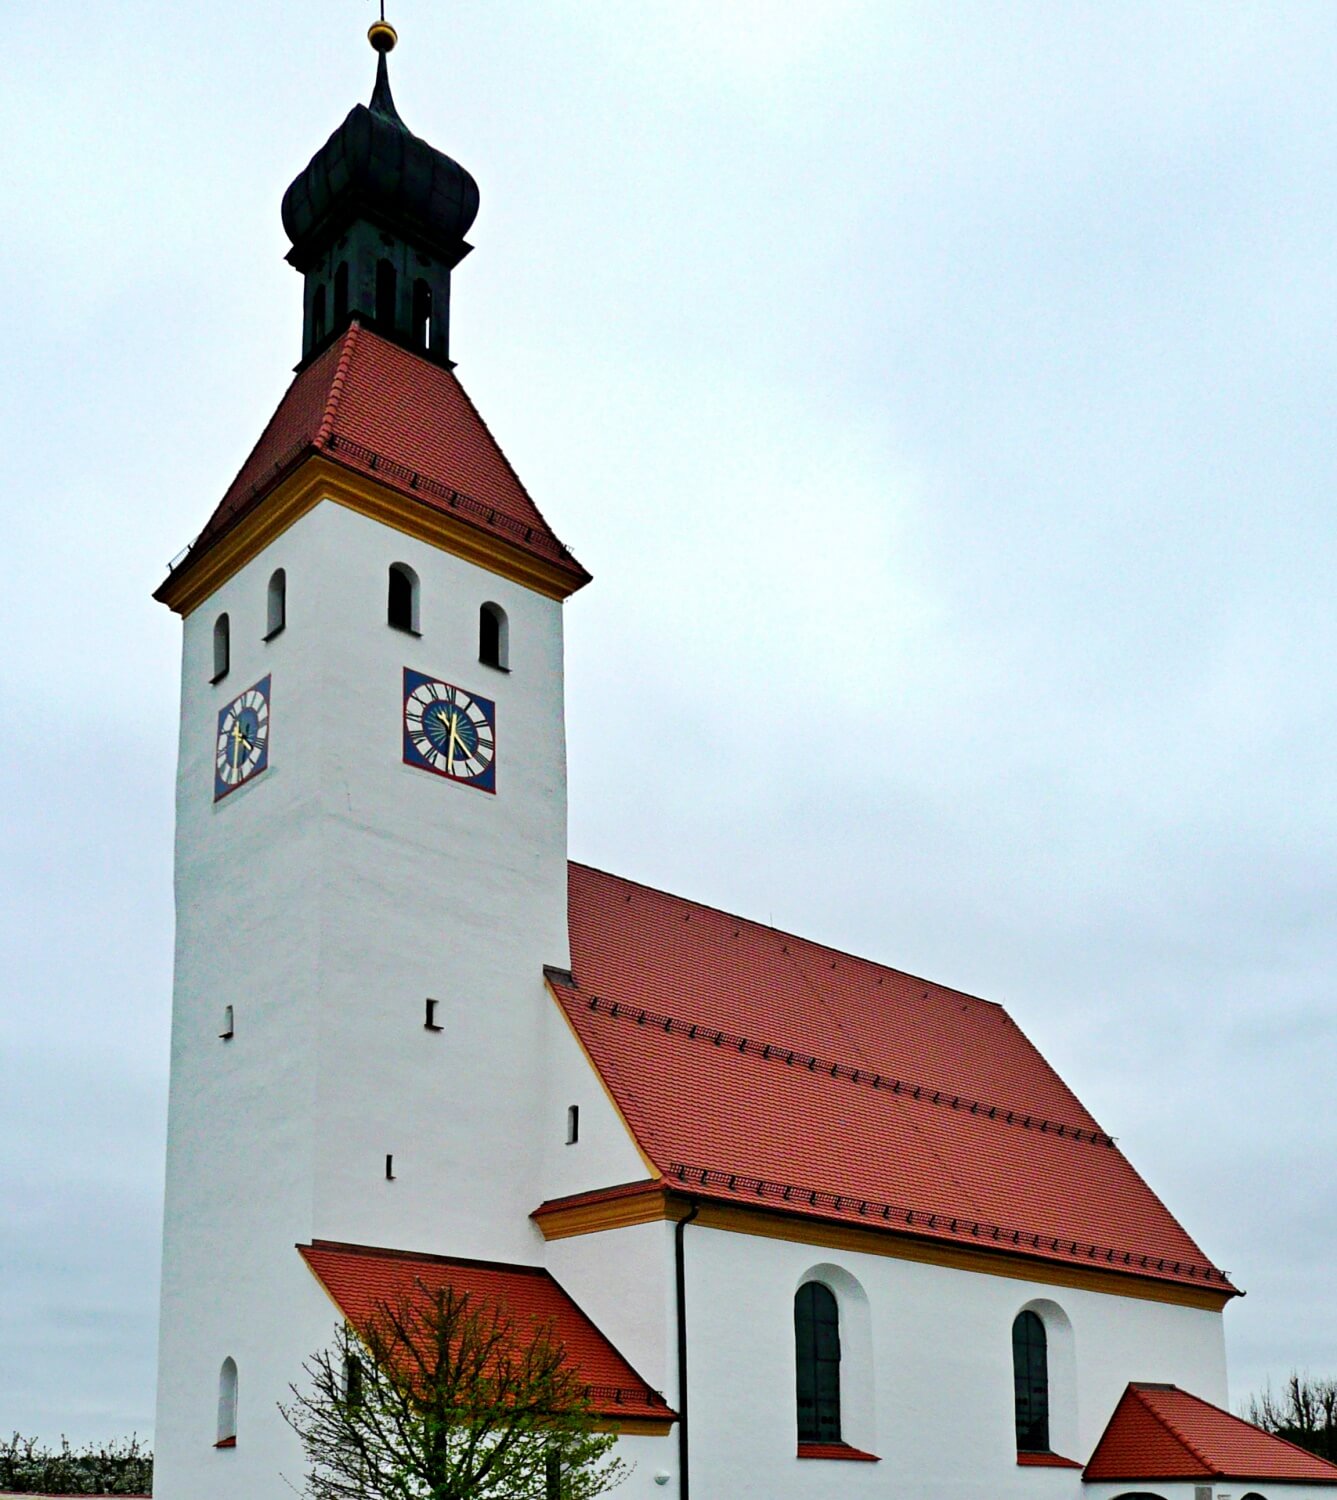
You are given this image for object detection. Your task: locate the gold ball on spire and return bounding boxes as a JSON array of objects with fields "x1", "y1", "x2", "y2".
[{"x1": 368, "y1": 20, "x2": 398, "y2": 53}]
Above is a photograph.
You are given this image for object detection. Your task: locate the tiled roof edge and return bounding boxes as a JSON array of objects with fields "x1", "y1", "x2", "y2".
[{"x1": 316, "y1": 322, "x2": 360, "y2": 448}]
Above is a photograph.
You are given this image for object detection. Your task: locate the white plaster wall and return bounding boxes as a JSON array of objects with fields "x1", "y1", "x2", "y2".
[
  {"x1": 156, "y1": 497, "x2": 577, "y2": 1497},
  {"x1": 674, "y1": 1219, "x2": 1228, "y2": 1500}
]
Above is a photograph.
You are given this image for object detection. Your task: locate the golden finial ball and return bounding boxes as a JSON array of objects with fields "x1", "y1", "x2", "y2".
[{"x1": 368, "y1": 20, "x2": 398, "y2": 53}]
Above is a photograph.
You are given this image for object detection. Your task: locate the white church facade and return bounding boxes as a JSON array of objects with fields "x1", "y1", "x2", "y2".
[{"x1": 151, "y1": 21, "x2": 1337, "y2": 1500}]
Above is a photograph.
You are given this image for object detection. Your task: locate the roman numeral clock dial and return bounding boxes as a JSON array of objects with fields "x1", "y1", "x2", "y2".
[
  {"x1": 402, "y1": 669, "x2": 496, "y2": 793},
  {"x1": 214, "y1": 676, "x2": 271, "y2": 800}
]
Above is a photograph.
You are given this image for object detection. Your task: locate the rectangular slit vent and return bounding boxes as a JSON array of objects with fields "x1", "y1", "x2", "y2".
[
  {"x1": 566, "y1": 1105, "x2": 579, "y2": 1145},
  {"x1": 219, "y1": 1004, "x2": 234, "y2": 1040},
  {"x1": 385, "y1": 1154, "x2": 395, "y2": 1181},
  {"x1": 425, "y1": 998, "x2": 442, "y2": 1031}
]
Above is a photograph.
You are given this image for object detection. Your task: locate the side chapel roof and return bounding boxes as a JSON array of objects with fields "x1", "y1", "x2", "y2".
[
  {"x1": 157, "y1": 322, "x2": 589, "y2": 601},
  {"x1": 547, "y1": 863, "x2": 1237, "y2": 1300},
  {"x1": 1084, "y1": 1383, "x2": 1337, "y2": 1483},
  {"x1": 299, "y1": 1241, "x2": 673, "y2": 1425}
]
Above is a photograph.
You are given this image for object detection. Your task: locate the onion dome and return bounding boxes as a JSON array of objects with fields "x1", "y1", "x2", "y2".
[{"x1": 281, "y1": 23, "x2": 480, "y2": 272}]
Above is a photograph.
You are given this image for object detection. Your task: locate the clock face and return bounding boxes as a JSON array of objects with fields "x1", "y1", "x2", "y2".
[
  {"x1": 214, "y1": 676, "x2": 271, "y2": 801},
  {"x1": 403, "y1": 669, "x2": 496, "y2": 793}
]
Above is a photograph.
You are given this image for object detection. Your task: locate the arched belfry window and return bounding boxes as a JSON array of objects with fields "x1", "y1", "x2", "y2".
[
  {"x1": 387, "y1": 563, "x2": 419, "y2": 634},
  {"x1": 212, "y1": 614, "x2": 230, "y2": 683},
  {"x1": 413, "y1": 280, "x2": 433, "y2": 351},
  {"x1": 217, "y1": 1357, "x2": 238, "y2": 1446},
  {"x1": 312, "y1": 284, "x2": 327, "y2": 346},
  {"x1": 334, "y1": 262, "x2": 349, "y2": 325},
  {"x1": 479, "y1": 602, "x2": 508, "y2": 669},
  {"x1": 794, "y1": 1282, "x2": 841, "y2": 1442},
  {"x1": 376, "y1": 259, "x2": 398, "y2": 331},
  {"x1": 1013, "y1": 1310, "x2": 1049, "y2": 1452},
  {"x1": 266, "y1": 569, "x2": 286, "y2": 639}
]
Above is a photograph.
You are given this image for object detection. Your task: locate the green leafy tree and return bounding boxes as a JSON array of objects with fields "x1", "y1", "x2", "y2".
[
  {"x1": 0, "y1": 1433, "x2": 152, "y2": 1494},
  {"x1": 282, "y1": 1281, "x2": 630, "y2": 1500},
  {"x1": 1246, "y1": 1373, "x2": 1337, "y2": 1462}
]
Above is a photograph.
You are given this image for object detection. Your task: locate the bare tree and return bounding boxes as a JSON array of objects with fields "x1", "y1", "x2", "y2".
[
  {"x1": 1246, "y1": 1373, "x2": 1337, "y2": 1462},
  {"x1": 281, "y1": 1281, "x2": 630, "y2": 1500}
]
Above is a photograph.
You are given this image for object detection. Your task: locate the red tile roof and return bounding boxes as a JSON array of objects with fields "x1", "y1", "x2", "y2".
[
  {"x1": 1085, "y1": 1383, "x2": 1337, "y2": 1483},
  {"x1": 1017, "y1": 1450, "x2": 1082, "y2": 1467},
  {"x1": 299, "y1": 1241, "x2": 672, "y2": 1423},
  {"x1": 796, "y1": 1442, "x2": 880, "y2": 1461},
  {"x1": 557, "y1": 863, "x2": 1237, "y2": 1297},
  {"x1": 167, "y1": 323, "x2": 588, "y2": 592}
]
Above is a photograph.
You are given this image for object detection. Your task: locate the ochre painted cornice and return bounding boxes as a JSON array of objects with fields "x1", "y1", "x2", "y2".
[
  {"x1": 534, "y1": 1187, "x2": 1232, "y2": 1313},
  {"x1": 155, "y1": 453, "x2": 584, "y2": 615}
]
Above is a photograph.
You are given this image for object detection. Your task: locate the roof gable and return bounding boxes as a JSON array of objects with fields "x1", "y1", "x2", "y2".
[
  {"x1": 158, "y1": 323, "x2": 588, "y2": 600},
  {"x1": 299, "y1": 1241, "x2": 671, "y2": 1424},
  {"x1": 1085, "y1": 1384, "x2": 1337, "y2": 1483},
  {"x1": 558, "y1": 862, "x2": 1235, "y2": 1299}
]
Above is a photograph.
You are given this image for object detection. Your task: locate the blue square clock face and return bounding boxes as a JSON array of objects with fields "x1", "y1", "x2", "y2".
[
  {"x1": 215, "y1": 675, "x2": 271, "y2": 801},
  {"x1": 403, "y1": 669, "x2": 496, "y2": 793}
]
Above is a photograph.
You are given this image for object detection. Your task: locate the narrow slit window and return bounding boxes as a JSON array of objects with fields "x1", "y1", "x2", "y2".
[
  {"x1": 1013, "y1": 1310, "x2": 1050, "y2": 1452},
  {"x1": 795, "y1": 1282, "x2": 841, "y2": 1443},
  {"x1": 387, "y1": 563, "x2": 419, "y2": 633},
  {"x1": 413, "y1": 279, "x2": 433, "y2": 351},
  {"x1": 220, "y1": 1004, "x2": 234, "y2": 1040},
  {"x1": 216, "y1": 1357, "x2": 238, "y2": 1447},
  {"x1": 425, "y1": 998, "x2": 441, "y2": 1031},
  {"x1": 312, "y1": 284, "x2": 327, "y2": 345},
  {"x1": 265, "y1": 569, "x2": 286, "y2": 639},
  {"x1": 385, "y1": 1154, "x2": 395, "y2": 1181},
  {"x1": 479, "y1": 602, "x2": 508, "y2": 669},
  {"x1": 212, "y1": 614, "x2": 230, "y2": 683},
  {"x1": 566, "y1": 1105, "x2": 580, "y2": 1145},
  {"x1": 333, "y1": 261, "x2": 349, "y2": 324}
]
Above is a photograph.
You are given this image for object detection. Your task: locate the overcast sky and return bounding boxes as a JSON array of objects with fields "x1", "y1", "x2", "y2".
[{"x1": 3, "y1": 0, "x2": 1335, "y2": 1444}]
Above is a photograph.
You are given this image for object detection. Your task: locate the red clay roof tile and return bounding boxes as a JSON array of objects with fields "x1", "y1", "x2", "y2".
[
  {"x1": 1085, "y1": 1383, "x2": 1337, "y2": 1482},
  {"x1": 165, "y1": 323, "x2": 588, "y2": 594},
  {"x1": 561, "y1": 862, "x2": 1236, "y2": 1296},
  {"x1": 299, "y1": 1241, "x2": 672, "y2": 1423}
]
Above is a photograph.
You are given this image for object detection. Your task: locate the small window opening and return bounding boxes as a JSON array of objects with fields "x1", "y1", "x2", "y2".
[
  {"x1": 265, "y1": 569, "x2": 286, "y2": 640},
  {"x1": 479, "y1": 602, "x2": 508, "y2": 669},
  {"x1": 425, "y1": 998, "x2": 442, "y2": 1031},
  {"x1": 342, "y1": 1353, "x2": 363, "y2": 1408},
  {"x1": 216, "y1": 1357, "x2": 238, "y2": 1447},
  {"x1": 566, "y1": 1105, "x2": 580, "y2": 1145},
  {"x1": 376, "y1": 259, "x2": 398, "y2": 331},
  {"x1": 312, "y1": 284, "x2": 327, "y2": 346},
  {"x1": 385, "y1": 1154, "x2": 395, "y2": 1181},
  {"x1": 795, "y1": 1282, "x2": 841, "y2": 1443},
  {"x1": 387, "y1": 563, "x2": 419, "y2": 633},
  {"x1": 1013, "y1": 1310, "x2": 1050, "y2": 1452},
  {"x1": 413, "y1": 279, "x2": 433, "y2": 351},
  {"x1": 220, "y1": 1004, "x2": 234, "y2": 1041},
  {"x1": 333, "y1": 261, "x2": 349, "y2": 324},
  {"x1": 212, "y1": 613, "x2": 230, "y2": 683}
]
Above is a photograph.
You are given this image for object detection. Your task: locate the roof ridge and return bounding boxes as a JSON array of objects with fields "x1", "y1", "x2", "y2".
[
  {"x1": 1130, "y1": 1385, "x2": 1216, "y2": 1474},
  {"x1": 315, "y1": 321, "x2": 361, "y2": 449},
  {"x1": 565, "y1": 986, "x2": 1118, "y2": 1148},
  {"x1": 568, "y1": 860, "x2": 1002, "y2": 1011}
]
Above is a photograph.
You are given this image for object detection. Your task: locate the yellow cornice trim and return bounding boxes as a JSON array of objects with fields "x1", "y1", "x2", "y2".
[
  {"x1": 535, "y1": 1191, "x2": 1231, "y2": 1312},
  {"x1": 156, "y1": 454, "x2": 585, "y2": 615},
  {"x1": 544, "y1": 978, "x2": 664, "y2": 1184},
  {"x1": 592, "y1": 1417, "x2": 675, "y2": 1437}
]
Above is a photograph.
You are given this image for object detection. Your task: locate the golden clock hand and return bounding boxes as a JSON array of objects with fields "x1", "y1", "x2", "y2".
[{"x1": 447, "y1": 711, "x2": 464, "y2": 763}]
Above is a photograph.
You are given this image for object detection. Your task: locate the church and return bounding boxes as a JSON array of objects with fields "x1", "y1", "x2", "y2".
[{"x1": 151, "y1": 20, "x2": 1337, "y2": 1500}]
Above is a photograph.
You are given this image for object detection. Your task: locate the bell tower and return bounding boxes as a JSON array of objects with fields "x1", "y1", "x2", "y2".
[
  {"x1": 152, "y1": 23, "x2": 590, "y2": 1500},
  {"x1": 282, "y1": 19, "x2": 479, "y2": 368}
]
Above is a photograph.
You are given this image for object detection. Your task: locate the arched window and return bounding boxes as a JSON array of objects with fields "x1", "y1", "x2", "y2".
[
  {"x1": 266, "y1": 569, "x2": 286, "y2": 639},
  {"x1": 312, "y1": 284, "x2": 327, "y2": 345},
  {"x1": 1013, "y1": 1310, "x2": 1049, "y2": 1452},
  {"x1": 479, "y1": 602, "x2": 508, "y2": 668},
  {"x1": 413, "y1": 279, "x2": 433, "y2": 351},
  {"x1": 217, "y1": 1357, "x2": 238, "y2": 1446},
  {"x1": 212, "y1": 614, "x2": 230, "y2": 682},
  {"x1": 387, "y1": 563, "x2": 419, "y2": 633},
  {"x1": 376, "y1": 259, "x2": 398, "y2": 331},
  {"x1": 333, "y1": 261, "x2": 349, "y2": 324},
  {"x1": 794, "y1": 1282, "x2": 840, "y2": 1443}
]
